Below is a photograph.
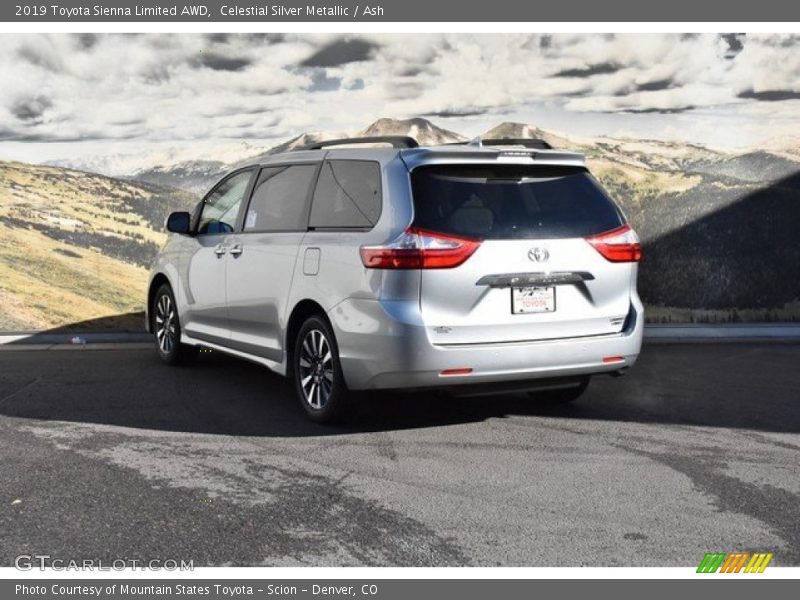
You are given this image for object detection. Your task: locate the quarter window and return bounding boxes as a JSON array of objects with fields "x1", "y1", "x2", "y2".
[
  {"x1": 310, "y1": 160, "x2": 382, "y2": 229},
  {"x1": 243, "y1": 165, "x2": 318, "y2": 232}
]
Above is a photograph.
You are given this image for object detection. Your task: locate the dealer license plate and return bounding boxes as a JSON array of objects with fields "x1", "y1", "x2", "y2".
[{"x1": 512, "y1": 286, "x2": 556, "y2": 314}]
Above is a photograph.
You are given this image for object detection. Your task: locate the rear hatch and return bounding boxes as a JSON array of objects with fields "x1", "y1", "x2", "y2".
[{"x1": 410, "y1": 163, "x2": 638, "y2": 345}]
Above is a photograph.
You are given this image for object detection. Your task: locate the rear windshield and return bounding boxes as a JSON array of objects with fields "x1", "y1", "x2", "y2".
[{"x1": 410, "y1": 165, "x2": 624, "y2": 239}]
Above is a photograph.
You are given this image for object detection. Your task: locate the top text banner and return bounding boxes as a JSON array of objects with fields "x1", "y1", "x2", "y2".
[{"x1": 4, "y1": 0, "x2": 800, "y2": 22}]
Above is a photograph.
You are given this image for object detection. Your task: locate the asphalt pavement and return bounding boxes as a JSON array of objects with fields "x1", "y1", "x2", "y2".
[{"x1": 0, "y1": 342, "x2": 798, "y2": 567}]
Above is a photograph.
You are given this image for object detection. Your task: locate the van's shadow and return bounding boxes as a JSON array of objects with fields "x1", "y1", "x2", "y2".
[
  {"x1": 2, "y1": 343, "x2": 798, "y2": 435},
  {"x1": 3, "y1": 170, "x2": 800, "y2": 435}
]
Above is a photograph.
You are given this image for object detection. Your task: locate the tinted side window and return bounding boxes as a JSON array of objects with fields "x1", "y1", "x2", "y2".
[
  {"x1": 410, "y1": 165, "x2": 624, "y2": 239},
  {"x1": 243, "y1": 165, "x2": 317, "y2": 232},
  {"x1": 310, "y1": 160, "x2": 382, "y2": 229},
  {"x1": 197, "y1": 170, "x2": 252, "y2": 235}
]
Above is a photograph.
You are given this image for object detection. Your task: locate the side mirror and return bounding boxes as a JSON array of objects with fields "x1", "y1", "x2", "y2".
[{"x1": 165, "y1": 211, "x2": 191, "y2": 234}]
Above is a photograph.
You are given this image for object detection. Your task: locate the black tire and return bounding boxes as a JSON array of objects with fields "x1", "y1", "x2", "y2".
[
  {"x1": 529, "y1": 376, "x2": 591, "y2": 404},
  {"x1": 293, "y1": 315, "x2": 348, "y2": 423},
  {"x1": 151, "y1": 283, "x2": 197, "y2": 366}
]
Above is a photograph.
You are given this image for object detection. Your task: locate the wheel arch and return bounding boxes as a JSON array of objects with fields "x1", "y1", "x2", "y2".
[{"x1": 285, "y1": 299, "x2": 331, "y2": 377}]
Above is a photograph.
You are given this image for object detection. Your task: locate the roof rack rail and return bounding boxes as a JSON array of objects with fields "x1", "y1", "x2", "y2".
[{"x1": 297, "y1": 136, "x2": 419, "y2": 151}]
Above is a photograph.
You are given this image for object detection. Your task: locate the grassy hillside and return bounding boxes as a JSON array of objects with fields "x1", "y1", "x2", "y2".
[
  {"x1": 0, "y1": 161, "x2": 196, "y2": 331},
  {"x1": 590, "y1": 153, "x2": 800, "y2": 322},
  {"x1": 3, "y1": 118, "x2": 800, "y2": 330}
]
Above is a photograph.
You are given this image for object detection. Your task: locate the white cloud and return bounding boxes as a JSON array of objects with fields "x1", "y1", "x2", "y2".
[{"x1": 0, "y1": 33, "x2": 799, "y2": 156}]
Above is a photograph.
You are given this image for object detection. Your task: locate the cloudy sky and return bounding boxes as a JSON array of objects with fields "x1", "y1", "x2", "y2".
[{"x1": 1, "y1": 33, "x2": 800, "y2": 168}]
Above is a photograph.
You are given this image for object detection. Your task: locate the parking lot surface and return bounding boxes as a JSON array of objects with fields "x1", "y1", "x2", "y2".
[{"x1": 1, "y1": 342, "x2": 798, "y2": 566}]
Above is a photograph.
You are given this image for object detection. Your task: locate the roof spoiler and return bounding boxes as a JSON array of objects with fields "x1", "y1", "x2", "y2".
[
  {"x1": 448, "y1": 137, "x2": 553, "y2": 150},
  {"x1": 399, "y1": 146, "x2": 586, "y2": 170},
  {"x1": 297, "y1": 136, "x2": 419, "y2": 151}
]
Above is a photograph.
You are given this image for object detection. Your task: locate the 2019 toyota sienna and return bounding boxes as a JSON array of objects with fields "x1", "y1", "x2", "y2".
[{"x1": 147, "y1": 136, "x2": 644, "y2": 422}]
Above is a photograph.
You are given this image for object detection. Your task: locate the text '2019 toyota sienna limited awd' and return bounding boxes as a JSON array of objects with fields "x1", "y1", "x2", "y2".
[{"x1": 147, "y1": 136, "x2": 643, "y2": 422}]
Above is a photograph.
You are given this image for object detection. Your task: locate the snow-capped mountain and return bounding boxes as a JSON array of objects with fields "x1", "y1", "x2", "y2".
[
  {"x1": 358, "y1": 118, "x2": 466, "y2": 145},
  {"x1": 120, "y1": 118, "x2": 462, "y2": 192},
  {"x1": 45, "y1": 117, "x2": 800, "y2": 195},
  {"x1": 228, "y1": 130, "x2": 348, "y2": 170},
  {"x1": 7, "y1": 117, "x2": 800, "y2": 325}
]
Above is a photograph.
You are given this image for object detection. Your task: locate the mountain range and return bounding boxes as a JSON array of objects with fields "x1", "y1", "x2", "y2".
[
  {"x1": 5, "y1": 117, "x2": 800, "y2": 330},
  {"x1": 54, "y1": 117, "x2": 800, "y2": 196}
]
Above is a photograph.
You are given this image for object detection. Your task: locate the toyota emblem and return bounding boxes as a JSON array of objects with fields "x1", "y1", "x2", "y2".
[{"x1": 528, "y1": 247, "x2": 550, "y2": 263}]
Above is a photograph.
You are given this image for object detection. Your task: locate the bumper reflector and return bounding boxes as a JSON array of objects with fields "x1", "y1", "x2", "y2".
[
  {"x1": 440, "y1": 368, "x2": 473, "y2": 376},
  {"x1": 602, "y1": 356, "x2": 625, "y2": 364}
]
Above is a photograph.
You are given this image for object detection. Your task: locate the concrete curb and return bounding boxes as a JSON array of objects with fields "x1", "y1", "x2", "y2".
[
  {"x1": 0, "y1": 332, "x2": 151, "y2": 347},
  {"x1": 1, "y1": 325, "x2": 799, "y2": 347},
  {"x1": 644, "y1": 323, "x2": 800, "y2": 342}
]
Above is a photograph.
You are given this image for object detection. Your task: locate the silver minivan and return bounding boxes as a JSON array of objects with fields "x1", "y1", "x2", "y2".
[{"x1": 147, "y1": 136, "x2": 644, "y2": 422}]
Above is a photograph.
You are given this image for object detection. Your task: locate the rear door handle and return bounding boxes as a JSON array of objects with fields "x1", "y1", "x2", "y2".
[
  {"x1": 214, "y1": 244, "x2": 226, "y2": 257},
  {"x1": 229, "y1": 244, "x2": 243, "y2": 257}
]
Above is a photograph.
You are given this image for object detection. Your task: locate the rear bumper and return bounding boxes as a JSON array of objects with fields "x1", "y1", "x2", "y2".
[{"x1": 329, "y1": 295, "x2": 644, "y2": 390}]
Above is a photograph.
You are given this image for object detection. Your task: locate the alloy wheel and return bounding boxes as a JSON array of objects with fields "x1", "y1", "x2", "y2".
[
  {"x1": 154, "y1": 293, "x2": 176, "y2": 354},
  {"x1": 298, "y1": 329, "x2": 334, "y2": 409}
]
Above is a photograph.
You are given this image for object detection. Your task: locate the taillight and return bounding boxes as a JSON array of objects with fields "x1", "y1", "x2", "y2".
[
  {"x1": 360, "y1": 227, "x2": 481, "y2": 269},
  {"x1": 585, "y1": 224, "x2": 642, "y2": 263}
]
